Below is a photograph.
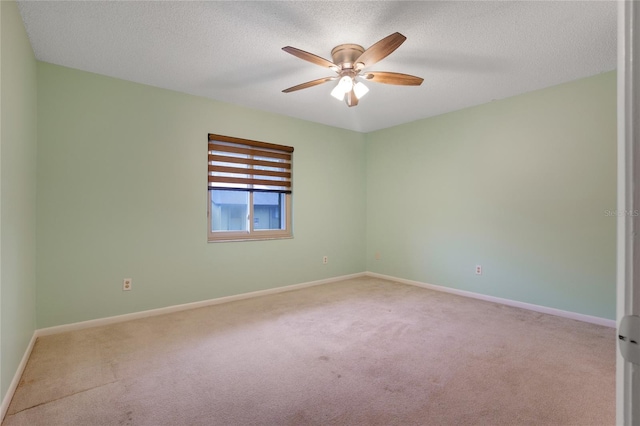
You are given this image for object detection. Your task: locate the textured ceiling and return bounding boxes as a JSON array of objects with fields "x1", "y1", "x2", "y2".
[{"x1": 17, "y1": 1, "x2": 617, "y2": 133}]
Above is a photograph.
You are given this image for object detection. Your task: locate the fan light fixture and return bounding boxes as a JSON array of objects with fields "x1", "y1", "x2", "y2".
[
  {"x1": 330, "y1": 76, "x2": 369, "y2": 102},
  {"x1": 330, "y1": 76, "x2": 353, "y2": 100},
  {"x1": 353, "y1": 81, "x2": 369, "y2": 99}
]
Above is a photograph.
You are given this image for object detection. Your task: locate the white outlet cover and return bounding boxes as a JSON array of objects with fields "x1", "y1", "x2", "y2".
[{"x1": 123, "y1": 278, "x2": 132, "y2": 291}]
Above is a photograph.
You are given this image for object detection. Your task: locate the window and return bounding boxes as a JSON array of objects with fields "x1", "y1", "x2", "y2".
[{"x1": 207, "y1": 134, "x2": 293, "y2": 242}]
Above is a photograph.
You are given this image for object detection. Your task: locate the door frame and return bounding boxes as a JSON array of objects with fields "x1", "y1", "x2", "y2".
[{"x1": 617, "y1": 1, "x2": 640, "y2": 424}]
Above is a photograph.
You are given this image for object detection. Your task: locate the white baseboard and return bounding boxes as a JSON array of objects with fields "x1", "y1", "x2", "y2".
[
  {"x1": 37, "y1": 272, "x2": 366, "y2": 337},
  {"x1": 32, "y1": 270, "x2": 616, "y2": 335},
  {"x1": 1, "y1": 332, "x2": 37, "y2": 421},
  {"x1": 366, "y1": 272, "x2": 616, "y2": 328}
]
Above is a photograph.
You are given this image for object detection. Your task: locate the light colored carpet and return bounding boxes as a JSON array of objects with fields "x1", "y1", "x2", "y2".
[{"x1": 3, "y1": 277, "x2": 615, "y2": 425}]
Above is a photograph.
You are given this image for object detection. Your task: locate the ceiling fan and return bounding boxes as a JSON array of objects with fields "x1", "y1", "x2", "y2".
[{"x1": 282, "y1": 32, "x2": 423, "y2": 107}]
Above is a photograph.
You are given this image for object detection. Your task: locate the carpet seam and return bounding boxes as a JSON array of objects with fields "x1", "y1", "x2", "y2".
[{"x1": 7, "y1": 379, "x2": 120, "y2": 417}]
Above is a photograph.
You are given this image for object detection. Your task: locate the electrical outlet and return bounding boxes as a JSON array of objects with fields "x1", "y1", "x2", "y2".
[
  {"x1": 375, "y1": 252, "x2": 381, "y2": 261},
  {"x1": 475, "y1": 265, "x2": 482, "y2": 275},
  {"x1": 323, "y1": 256, "x2": 328, "y2": 264},
  {"x1": 123, "y1": 278, "x2": 132, "y2": 291}
]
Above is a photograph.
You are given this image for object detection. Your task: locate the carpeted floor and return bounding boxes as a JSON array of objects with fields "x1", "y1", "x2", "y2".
[{"x1": 3, "y1": 277, "x2": 615, "y2": 425}]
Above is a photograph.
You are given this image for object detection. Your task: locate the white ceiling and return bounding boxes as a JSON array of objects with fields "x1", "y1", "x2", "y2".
[{"x1": 16, "y1": 1, "x2": 617, "y2": 133}]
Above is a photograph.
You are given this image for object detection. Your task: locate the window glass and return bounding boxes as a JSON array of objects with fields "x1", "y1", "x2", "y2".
[
  {"x1": 210, "y1": 190, "x2": 248, "y2": 232},
  {"x1": 253, "y1": 192, "x2": 285, "y2": 230}
]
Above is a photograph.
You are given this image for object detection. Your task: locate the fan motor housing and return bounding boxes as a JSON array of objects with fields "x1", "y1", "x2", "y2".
[{"x1": 331, "y1": 44, "x2": 365, "y2": 69}]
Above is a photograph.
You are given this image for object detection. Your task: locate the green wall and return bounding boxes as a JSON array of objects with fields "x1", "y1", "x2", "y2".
[
  {"x1": 36, "y1": 65, "x2": 617, "y2": 327},
  {"x1": 366, "y1": 72, "x2": 617, "y2": 319},
  {"x1": 36, "y1": 62, "x2": 367, "y2": 328},
  {"x1": 0, "y1": 0, "x2": 38, "y2": 402}
]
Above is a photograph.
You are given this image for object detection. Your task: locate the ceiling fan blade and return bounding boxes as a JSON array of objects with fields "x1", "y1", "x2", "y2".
[
  {"x1": 282, "y1": 77, "x2": 337, "y2": 93},
  {"x1": 355, "y1": 32, "x2": 407, "y2": 68},
  {"x1": 363, "y1": 72, "x2": 424, "y2": 86},
  {"x1": 345, "y1": 89, "x2": 359, "y2": 107},
  {"x1": 282, "y1": 46, "x2": 337, "y2": 69}
]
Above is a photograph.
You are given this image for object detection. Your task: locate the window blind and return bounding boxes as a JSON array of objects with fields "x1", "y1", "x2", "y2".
[{"x1": 208, "y1": 134, "x2": 294, "y2": 193}]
